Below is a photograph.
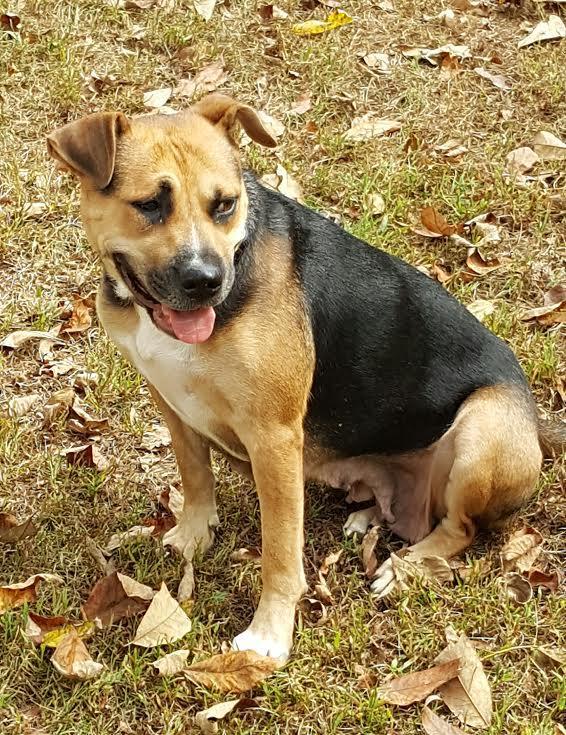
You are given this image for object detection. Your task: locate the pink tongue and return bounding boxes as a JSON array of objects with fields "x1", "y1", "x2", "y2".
[{"x1": 161, "y1": 305, "x2": 216, "y2": 344}]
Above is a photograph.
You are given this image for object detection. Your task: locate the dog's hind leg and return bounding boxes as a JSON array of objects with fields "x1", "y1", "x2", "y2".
[
  {"x1": 371, "y1": 384, "x2": 542, "y2": 596},
  {"x1": 148, "y1": 384, "x2": 218, "y2": 601}
]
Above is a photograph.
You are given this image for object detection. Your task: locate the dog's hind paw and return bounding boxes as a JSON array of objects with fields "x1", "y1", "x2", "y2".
[
  {"x1": 343, "y1": 506, "x2": 377, "y2": 537},
  {"x1": 369, "y1": 556, "x2": 397, "y2": 599}
]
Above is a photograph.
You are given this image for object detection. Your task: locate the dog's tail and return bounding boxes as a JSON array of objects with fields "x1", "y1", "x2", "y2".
[{"x1": 538, "y1": 416, "x2": 566, "y2": 458}]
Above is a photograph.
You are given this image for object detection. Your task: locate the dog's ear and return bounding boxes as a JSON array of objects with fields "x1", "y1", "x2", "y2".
[
  {"x1": 192, "y1": 94, "x2": 277, "y2": 148},
  {"x1": 46, "y1": 112, "x2": 130, "y2": 189}
]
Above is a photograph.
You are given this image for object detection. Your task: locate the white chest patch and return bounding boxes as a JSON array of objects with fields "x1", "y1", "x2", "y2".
[{"x1": 110, "y1": 307, "x2": 223, "y2": 447}]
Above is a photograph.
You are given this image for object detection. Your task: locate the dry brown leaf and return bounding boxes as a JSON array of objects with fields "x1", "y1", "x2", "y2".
[
  {"x1": 194, "y1": 0, "x2": 217, "y2": 21},
  {"x1": 465, "y1": 249, "x2": 503, "y2": 276},
  {"x1": 534, "y1": 646, "x2": 565, "y2": 672},
  {"x1": 434, "y1": 633, "x2": 492, "y2": 729},
  {"x1": 51, "y1": 629, "x2": 103, "y2": 680},
  {"x1": 467, "y1": 299, "x2": 496, "y2": 323},
  {"x1": 533, "y1": 131, "x2": 566, "y2": 161},
  {"x1": 69, "y1": 398, "x2": 109, "y2": 435},
  {"x1": 85, "y1": 536, "x2": 115, "y2": 575},
  {"x1": 82, "y1": 572, "x2": 155, "y2": 627},
  {"x1": 439, "y1": 55, "x2": 461, "y2": 80},
  {"x1": 158, "y1": 486, "x2": 184, "y2": 520},
  {"x1": 259, "y1": 4, "x2": 289, "y2": 21},
  {"x1": 503, "y1": 572, "x2": 533, "y2": 604},
  {"x1": 319, "y1": 549, "x2": 343, "y2": 576},
  {"x1": 526, "y1": 569, "x2": 559, "y2": 592},
  {"x1": 435, "y1": 139, "x2": 468, "y2": 158},
  {"x1": 313, "y1": 579, "x2": 333, "y2": 604},
  {"x1": 143, "y1": 87, "x2": 172, "y2": 109},
  {"x1": 7, "y1": 394, "x2": 40, "y2": 418},
  {"x1": 505, "y1": 146, "x2": 540, "y2": 179},
  {"x1": 230, "y1": 547, "x2": 262, "y2": 564},
  {"x1": 362, "y1": 52, "x2": 390, "y2": 74},
  {"x1": 0, "y1": 329, "x2": 61, "y2": 350},
  {"x1": 422, "y1": 706, "x2": 467, "y2": 734},
  {"x1": 474, "y1": 67, "x2": 511, "y2": 91},
  {"x1": 132, "y1": 582, "x2": 191, "y2": 647},
  {"x1": 43, "y1": 388, "x2": 76, "y2": 426},
  {"x1": 184, "y1": 650, "x2": 279, "y2": 692},
  {"x1": 125, "y1": 0, "x2": 174, "y2": 7},
  {"x1": 1, "y1": 12, "x2": 20, "y2": 30},
  {"x1": 401, "y1": 44, "x2": 471, "y2": 65},
  {"x1": 344, "y1": 114, "x2": 401, "y2": 143},
  {"x1": 0, "y1": 573, "x2": 63, "y2": 613},
  {"x1": 175, "y1": 60, "x2": 228, "y2": 99},
  {"x1": 368, "y1": 192, "x2": 386, "y2": 215},
  {"x1": 0, "y1": 512, "x2": 37, "y2": 543},
  {"x1": 105, "y1": 524, "x2": 154, "y2": 552},
  {"x1": 153, "y1": 649, "x2": 191, "y2": 676},
  {"x1": 500, "y1": 526, "x2": 543, "y2": 573},
  {"x1": 378, "y1": 659, "x2": 461, "y2": 706},
  {"x1": 361, "y1": 526, "x2": 380, "y2": 578},
  {"x1": 287, "y1": 92, "x2": 311, "y2": 115},
  {"x1": 140, "y1": 424, "x2": 171, "y2": 450},
  {"x1": 518, "y1": 14, "x2": 565, "y2": 48},
  {"x1": 417, "y1": 206, "x2": 459, "y2": 237},
  {"x1": 60, "y1": 295, "x2": 94, "y2": 334},
  {"x1": 60, "y1": 444, "x2": 109, "y2": 471},
  {"x1": 195, "y1": 698, "x2": 260, "y2": 734},
  {"x1": 432, "y1": 263, "x2": 452, "y2": 283}
]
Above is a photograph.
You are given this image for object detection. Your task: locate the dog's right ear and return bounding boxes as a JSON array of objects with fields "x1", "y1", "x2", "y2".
[{"x1": 46, "y1": 112, "x2": 130, "y2": 190}]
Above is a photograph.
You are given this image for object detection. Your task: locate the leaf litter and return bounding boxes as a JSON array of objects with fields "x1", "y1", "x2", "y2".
[
  {"x1": 195, "y1": 698, "x2": 260, "y2": 734},
  {"x1": 51, "y1": 628, "x2": 103, "y2": 680},
  {"x1": 377, "y1": 658, "x2": 461, "y2": 706},
  {"x1": 184, "y1": 650, "x2": 280, "y2": 692},
  {"x1": 82, "y1": 572, "x2": 155, "y2": 627},
  {"x1": 0, "y1": 574, "x2": 63, "y2": 613},
  {"x1": 0, "y1": 512, "x2": 38, "y2": 543},
  {"x1": 132, "y1": 582, "x2": 191, "y2": 647}
]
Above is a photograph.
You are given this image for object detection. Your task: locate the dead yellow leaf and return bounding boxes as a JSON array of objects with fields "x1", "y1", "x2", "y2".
[
  {"x1": 434, "y1": 633, "x2": 492, "y2": 729},
  {"x1": 51, "y1": 629, "x2": 103, "y2": 680},
  {"x1": 292, "y1": 10, "x2": 353, "y2": 36},
  {"x1": 0, "y1": 573, "x2": 63, "y2": 614},
  {"x1": 60, "y1": 295, "x2": 94, "y2": 334},
  {"x1": 378, "y1": 659, "x2": 461, "y2": 706},
  {"x1": 25, "y1": 614, "x2": 95, "y2": 648},
  {"x1": 132, "y1": 582, "x2": 191, "y2": 647},
  {"x1": 500, "y1": 526, "x2": 543, "y2": 573},
  {"x1": 184, "y1": 650, "x2": 280, "y2": 692}
]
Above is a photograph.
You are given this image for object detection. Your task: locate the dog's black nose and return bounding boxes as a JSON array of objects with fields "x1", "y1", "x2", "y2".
[{"x1": 176, "y1": 254, "x2": 223, "y2": 300}]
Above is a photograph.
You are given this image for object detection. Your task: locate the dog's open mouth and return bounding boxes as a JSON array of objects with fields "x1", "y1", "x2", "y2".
[{"x1": 113, "y1": 253, "x2": 216, "y2": 345}]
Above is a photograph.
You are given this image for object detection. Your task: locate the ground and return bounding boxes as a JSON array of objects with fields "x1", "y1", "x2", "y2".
[{"x1": 0, "y1": 0, "x2": 565, "y2": 733}]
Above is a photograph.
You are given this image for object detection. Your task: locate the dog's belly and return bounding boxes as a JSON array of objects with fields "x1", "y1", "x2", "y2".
[{"x1": 109, "y1": 308, "x2": 248, "y2": 461}]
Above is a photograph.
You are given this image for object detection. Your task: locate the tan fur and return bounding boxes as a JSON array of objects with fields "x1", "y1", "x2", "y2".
[{"x1": 49, "y1": 95, "x2": 545, "y2": 656}]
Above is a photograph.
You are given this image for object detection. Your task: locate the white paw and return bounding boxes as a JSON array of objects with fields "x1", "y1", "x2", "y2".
[
  {"x1": 370, "y1": 556, "x2": 396, "y2": 598},
  {"x1": 162, "y1": 507, "x2": 218, "y2": 560},
  {"x1": 232, "y1": 628, "x2": 290, "y2": 661},
  {"x1": 343, "y1": 506, "x2": 377, "y2": 537}
]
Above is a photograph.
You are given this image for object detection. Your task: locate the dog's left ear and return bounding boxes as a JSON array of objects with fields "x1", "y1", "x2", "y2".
[
  {"x1": 192, "y1": 93, "x2": 277, "y2": 148},
  {"x1": 47, "y1": 112, "x2": 130, "y2": 189}
]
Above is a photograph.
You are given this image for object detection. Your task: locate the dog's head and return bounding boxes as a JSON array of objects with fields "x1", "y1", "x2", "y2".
[{"x1": 47, "y1": 94, "x2": 276, "y2": 343}]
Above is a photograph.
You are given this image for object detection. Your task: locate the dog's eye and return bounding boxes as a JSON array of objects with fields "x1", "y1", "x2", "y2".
[
  {"x1": 214, "y1": 197, "x2": 237, "y2": 219},
  {"x1": 132, "y1": 198, "x2": 161, "y2": 224}
]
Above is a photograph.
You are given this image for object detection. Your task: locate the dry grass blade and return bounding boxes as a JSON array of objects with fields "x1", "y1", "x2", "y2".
[
  {"x1": 184, "y1": 651, "x2": 280, "y2": 692},
  {"x1": 422, "y1": 706, "x2": 467, "y2": 734},
  {"x1": 377, "y1": 659, "x2": 461, "y2": 706}
]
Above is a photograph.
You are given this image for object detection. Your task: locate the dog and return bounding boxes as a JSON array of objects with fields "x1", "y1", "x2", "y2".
[{"x1": 47, "y1": 94, "x2": 564, "y2": 660}]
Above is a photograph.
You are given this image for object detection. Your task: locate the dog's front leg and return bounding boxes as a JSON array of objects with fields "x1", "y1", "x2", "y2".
[
  {"x1": 233, "y1": 422, "x2": 306, "y2": 660},
  {"x1": 148, "y1": 384, "x2": 218, "y2": 601}
]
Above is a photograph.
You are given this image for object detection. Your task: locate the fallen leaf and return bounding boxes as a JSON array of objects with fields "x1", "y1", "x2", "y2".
[
  {"x1": 465, "y1": 249, "x2": 503, "y2": 276},
  {"x1": 0, "y1": 574, "x2": 63, "y2": 613},
  {"x1": 25, "y1": 614, "x2": 95, "y2": 647},
  {"x1": 259, "y1": 4, "x2": 289, "y2": 20},
  {"x1": 439, "y1": 55, "x2": 461, "y2": 79},
  {"x1": 518, "y1": 14, "x2": 566, "y2": 48},
  {"x1": 51, "y1": 629, "x2": 103, "y2": 680},
  {"x1": 1, "y1": 12, "x2": 21, "y2": 30},
  {"x1": 125, "y1": 0, "x2": 173, "y2": 7},
  {"x1": 195, "y1": 698, "x2": 260, "y2": 734},
  {"x1": 373, "y1": 553, "x2": 454, "y2": 600},
  {"x1": 534, "y1": 646, "x2": 565, "y2": 672},
  {"x1": 69, "y1": 397, "x2": 109, "y2": 434},
  {"x1": 505, "y1": 146, "x2": 540, "y2": 179},
  {"x1": 377, "y1": 659, "x2": 461, "y2": 706},
  {"x1": 298, "y1": 595, "x2": 328, "y2": 625},
  {"x1": 143, "y1": 87, "x2": 173, "y2": 109},
  {"x1": 184, "y1": 650, "x2": 279, "y2": 692},
  {"x1": 82, "y1": 572, "x2": 155, "y2": 627},
  {"x1": 361, "y1": 526, "x2": 380, "y2": 578},
  {"x1": 230, "y1": 547, "x2": 262, "y2": 564},
  {"x1": 287, "y1": 92, "x2": 311, "y2": 115},
  {"x1": 467, "y1": 299, "x2": 495, "y2": 323},
  {"x1": 520, "y1": 288, "x2": 566, "y2": 324},
  {"x1": 7, "y1": 394, "x2": 40, "y2": 418},
  {"x1": 43, "y1": 388, "x2": 75, "y2": 426},
  {"x1": 362, "y1": 52, "x2": 390, "y2": 74},
  {"x1": 355, "y1": 666, "x2": 378, "y2": 689},
  {"x1": 435, "y1": 139, "x2": 468, "y2": 158},
  {"x1": 22, "y1": 201, "x2": 48, "y2": 219},
  {"x1": 105, "y1": 524, "x2": 154, "y2": 552},
  {"x1": 432, "y1": 263, "x2": 452, "y2": 283},
  {"x1": 319, "y1": 549, "x2": 343, "y2": 576},
  {"x1": 526, "y1": 569, "x2": 559, "y2": 592},
  {"x1": 422, "y1": 706, "x2": 467, "y2": 734},
  {"x1": 314, "y1": 579, "x2": 333, "y2": 604},
  {"x1": 132, "y1": 582, "x2": 191, "y2": 647},
  {"x1": 474, "y1": 67, "x2": 511, "y2": 91},
  {"x1": 500, "y1": 526, "x2": 543, "y2": 572},
  {"x1": 60, "y1": 295, "x2": 94, "y2": 334},
  {"x1": 434, "y1": 633, "x2": 492, "y2": 729},
  {"x1": 344, "y1": 114, "x2": 401, "y2": 143},
  {"x1": 158, "y1": 485, "x2": 184, "y2": 520},
  {"x1": 368, "y1": 192, "x2": 386, "y2": 215},
  {"x1": 61, "y1": 444, "x2": 109, "y2": 471},
  {"x1": 415, "y1": 206, "x2": 459, "y2": 237},
  {"x1": 175, "y1": 60, "x2": 228, "y2": 99},
  {"x1": 153, "y1": 649, "x2": 191, "y2": 675},
  {"x1": 401, "y1": 44, "x2": 471, "y2": 66},
  {"x1": 85, "y1": 70, "x2": 127, "y2": 95},
  {"x1": 73, "y1": 370, "x2": 100, "y2": 390},
  {"x1": 0, "y1": 329, "x2": 61, "y2": 350},
  {"x1": 0, "y1": 512, "x2": 37, "y2": 543},
  {"x1": 194, "y1": 0, "x2": 216, "y2": 21},
  {"x1": 292, "y1": 10, "x2": 353, "y2": 36},
  {"x1": 503, "y1": 571, "x2": 533, "y2": 604},
  {"x1": 533, "y1": 131, "x2": 566, "y2": 161},
  {"x1": 277, "y1": 164, "x2": 303, "y2": 202},
  {"x1": 473, "y1": 221, "x2": 501, "y2": 246}
]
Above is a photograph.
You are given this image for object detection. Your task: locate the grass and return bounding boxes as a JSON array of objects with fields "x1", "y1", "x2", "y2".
[{"x1": 0, "y1": 0, "x2": 565, "y2": 733}]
